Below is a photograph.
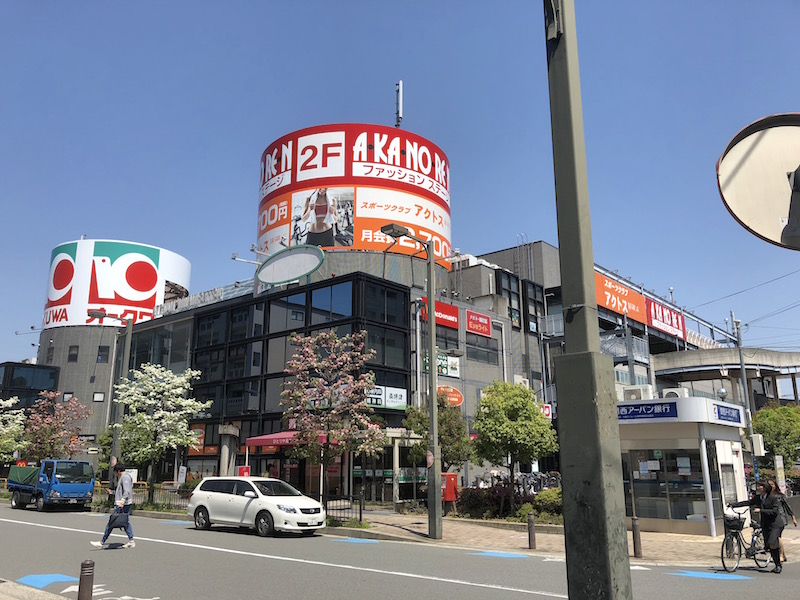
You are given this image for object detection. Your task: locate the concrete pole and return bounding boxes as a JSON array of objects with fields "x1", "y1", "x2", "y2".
[
  {"x1": 732, "y1": 314, "x2": 759, "y2": 481},
  {"x1": 542, "y1": 1, "x2": 633, "y2": 598},
  {"x1": 111, "y1": 317, "x2": 133, "y2": 488},
  {"x1": 427, "y1": 240, "x2": 443, "y2": 539}
]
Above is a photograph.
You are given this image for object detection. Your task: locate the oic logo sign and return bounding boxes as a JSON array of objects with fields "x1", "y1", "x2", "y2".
[
  {"x1": 717, "y1": 113, "x2": 800, "y2": 250},
  {"x1": 43, "y1": 239, "x2": 191, "y2": 329}
]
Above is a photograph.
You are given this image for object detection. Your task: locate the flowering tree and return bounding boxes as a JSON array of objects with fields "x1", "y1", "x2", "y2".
[
  {"x1": 0, "y1": 396, "x2": 27, "y2": 462},
  {"x1": 114, "y1": 363, "x2": 208, "y2": 502},
  {"x1": 23, "y1": 391, "x2": 92, "y2": 462},
  {"x1": 281, "y1": 330, "x2": 386, "y2": 500}
]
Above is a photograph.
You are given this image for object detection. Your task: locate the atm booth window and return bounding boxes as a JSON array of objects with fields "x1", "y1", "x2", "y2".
[{"x1": 622, "y1": 446, "x2": 722, "y2": 522}]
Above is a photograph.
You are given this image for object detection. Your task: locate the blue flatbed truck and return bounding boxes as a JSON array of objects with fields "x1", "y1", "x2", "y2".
[{"x1": 8, "y1": 460, "x2": 95, "y2": 511}]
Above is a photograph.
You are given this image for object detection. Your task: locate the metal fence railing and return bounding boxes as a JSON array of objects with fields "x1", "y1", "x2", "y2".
[
  {"x1": 324, "y1": 494, "x2": 363, "y2": 524},
  {"x1": 93, "y1": 485, "x2": 190, "y2": 511}
]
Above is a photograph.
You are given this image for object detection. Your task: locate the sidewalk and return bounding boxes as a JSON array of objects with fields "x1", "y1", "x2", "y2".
[{"x1": 329, "y1": 508, "x2": 800, "y2": 568}]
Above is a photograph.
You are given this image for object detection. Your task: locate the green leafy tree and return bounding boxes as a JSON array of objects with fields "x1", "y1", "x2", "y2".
[
  {"x1": 473, "y1": 381, "x2": 558, "y2": 512},
  {"x1": 0, "y1": 396, "x2": 27, "y2": 462},
  {"x1": 115, "y1": 363, "x2": 208, "y2": 502},
  {"x1": 23, "y1": 391, "x2": 92, "y2": 462},
  {"x1": 753, "y1": 402, "x2": 800, "y2": 467},
  {"x1": 403, "y1": 392, "x2": 474, "y2": 472},
  {"x1": 281, "y1": 330, "x2": 386, "y2": 502}
]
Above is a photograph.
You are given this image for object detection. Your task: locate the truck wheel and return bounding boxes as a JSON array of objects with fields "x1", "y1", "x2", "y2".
[
  {"x1": 35, "y1": 495, "x2": 47, "y2": 512},
  {"x1": 11, "y1": 491, "x2": 23, "y2": 509}
]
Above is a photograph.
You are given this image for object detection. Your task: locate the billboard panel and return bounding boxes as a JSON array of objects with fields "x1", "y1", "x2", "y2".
[
  {"x1": 594, "y1": 272, "x2": 646, "y2": 324},
  {"x1": 258, "y1": 124, "x2": 451, "y2": 266},
  {"x1": 42, "y1": 239, "x2": 191, "y2": 329},
  {"x1": 646, "y1": 298, "x2": 685, "y2": 340}
]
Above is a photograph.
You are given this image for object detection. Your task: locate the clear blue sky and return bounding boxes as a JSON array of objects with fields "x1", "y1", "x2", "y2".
[{"x1": 3, "y1": 1, "x2": 800, "y2": 363}]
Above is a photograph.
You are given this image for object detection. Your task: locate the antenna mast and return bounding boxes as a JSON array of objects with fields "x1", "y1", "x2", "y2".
[{"x1": 395, "y1": 80, "x2": 403, "y2": 128}]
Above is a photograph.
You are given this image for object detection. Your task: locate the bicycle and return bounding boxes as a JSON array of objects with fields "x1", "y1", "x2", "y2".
[{"x1": 721, "y1": 506, "x2": 771, "y2": 572}]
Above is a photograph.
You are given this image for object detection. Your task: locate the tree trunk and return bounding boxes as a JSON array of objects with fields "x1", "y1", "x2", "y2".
[{"x1": 147, "y1": 460, "x2": 155, "y2": 505}]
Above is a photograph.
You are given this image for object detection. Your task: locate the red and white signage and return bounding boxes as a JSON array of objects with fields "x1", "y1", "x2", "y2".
[
  {"x1": 646, "y1": 298, "x2": 686, "y2": 340},
  {"x1": 257, "y1": 124, "x2": 452, "y2": 267},
  {"x1": 43, "y1": 239, "x2": 191, "y2": 330},
  {"x1": 466, "y1": 310, "x2": 492, "y2": 337},
  {"x1": 237, "y1": 465, "x2": 251, "y2": 477},
  {"x1": 421, "y1": 298, "x2": 459, "y2": 329},
  {"x1": 438, "y1": 385, "x2": 464, "y2": 407},
  {"x1": 539, "y1": 404, "x2": 552, "y2": 419}
]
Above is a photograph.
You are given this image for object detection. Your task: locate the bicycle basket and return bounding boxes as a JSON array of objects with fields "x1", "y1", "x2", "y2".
[{"x1": 724, "y1": 515, "x2": 745, "y2": 531}]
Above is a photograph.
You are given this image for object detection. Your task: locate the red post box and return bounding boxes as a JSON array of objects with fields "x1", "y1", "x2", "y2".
[{"x1": 441, "y1": 472, "x2": 458, "y2": 502}]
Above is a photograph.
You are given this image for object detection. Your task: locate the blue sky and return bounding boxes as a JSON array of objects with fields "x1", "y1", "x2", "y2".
[{"x1": 3, "y1": 1, "x2": 800, "y2": 363}]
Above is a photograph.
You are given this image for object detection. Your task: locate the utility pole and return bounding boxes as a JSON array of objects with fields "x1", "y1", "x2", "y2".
[
  {"x1": 542, "y1": 1, "x2": 633, "y2": 599},
  {"x1": 732, "y1": 312, "x2": 759, "y2": 482}
]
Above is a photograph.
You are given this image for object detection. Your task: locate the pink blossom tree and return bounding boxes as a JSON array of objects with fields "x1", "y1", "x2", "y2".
[
  {"x1": 23, "y1": 391, "x2": 92, "y2": 462},
  {"x1": 281, "y1": 330, "x2": 385, "y2": 501}
]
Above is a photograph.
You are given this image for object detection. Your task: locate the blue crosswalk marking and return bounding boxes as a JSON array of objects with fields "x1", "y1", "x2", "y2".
[
  {"x1": 667, "y1": 570, "x2": 753, "y2": 580},
  {"x1": 471, "y1": 551, "x2": 530, "y2": 559},
  {"x1": 17, "y1": 574, "x2": 79, "y2": 588},
  {"x1": 334, "y1": 538, "x2": 380, "y2": 544}
]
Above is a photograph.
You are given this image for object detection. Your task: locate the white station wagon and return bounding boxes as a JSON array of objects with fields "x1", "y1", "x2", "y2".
[{"x1": 187, "y1": 476, "x2": 326, "y2": 536}]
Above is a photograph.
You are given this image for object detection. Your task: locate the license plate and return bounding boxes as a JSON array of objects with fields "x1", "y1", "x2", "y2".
[{"x1": 69, "y1": 499, "x2": 77, "y2": 504}]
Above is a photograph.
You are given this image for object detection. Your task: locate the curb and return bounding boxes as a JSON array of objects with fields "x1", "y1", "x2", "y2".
[{"x1": 0, "y1": 580, "x2": 64, "y2": 600}]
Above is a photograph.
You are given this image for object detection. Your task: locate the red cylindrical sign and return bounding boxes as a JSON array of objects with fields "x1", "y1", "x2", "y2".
[{"x1": 438, "y1": 385, "x2": 464, "y2": 407}]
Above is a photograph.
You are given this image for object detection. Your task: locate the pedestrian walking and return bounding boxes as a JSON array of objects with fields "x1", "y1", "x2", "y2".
[
  {"x1": 729, "y1": 480, "x2": 786, "y2": 573},
  {"x1": 91, "y1": 463, "x2": 135, "y2": 548},
  {"x1": 767, "y1": 478, "x2": 797, "y2": 562}
]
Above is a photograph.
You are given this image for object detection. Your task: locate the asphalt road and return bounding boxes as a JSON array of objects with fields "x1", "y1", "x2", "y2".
[{"x1": 0, "y1": 506, "x2": 796, "y2": 599}]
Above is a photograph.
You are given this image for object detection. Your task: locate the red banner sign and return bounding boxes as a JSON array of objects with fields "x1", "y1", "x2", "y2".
[
  {"x1": 421, "y1": 298, "x2": 459, "y2": 329},
  {"x1": 646, "y1": 298, "x2": 686, "y2": 340},
  {"x1": 466, "y1": 310, "x2": 492, "y2": 337}
]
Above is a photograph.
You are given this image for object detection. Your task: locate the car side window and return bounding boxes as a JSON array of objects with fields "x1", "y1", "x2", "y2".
[
  {"x1": 217, "y1": 480, "x2": 235, "y2": 494},
  {"x1": 235, "y1": 481, "x2": 254, "y2": 496}
]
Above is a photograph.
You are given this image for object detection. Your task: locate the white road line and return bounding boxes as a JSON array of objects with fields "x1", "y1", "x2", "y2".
[{"x1": 0, "y1": 518, "x2": 568, "y2": 598}]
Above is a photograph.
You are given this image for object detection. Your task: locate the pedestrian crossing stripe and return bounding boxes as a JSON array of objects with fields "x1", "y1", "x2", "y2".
[{"x1": 667, "y1": 570, "x2": 752, "y2": 580}]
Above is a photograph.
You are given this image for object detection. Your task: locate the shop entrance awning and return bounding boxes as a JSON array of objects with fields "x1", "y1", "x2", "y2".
[{"x1": 245, "y1": 431, "x2": 327, "y2": 447}]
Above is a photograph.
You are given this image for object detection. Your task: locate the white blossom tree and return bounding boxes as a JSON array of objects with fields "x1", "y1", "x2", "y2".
[
  {"x1": 114, "y1": 363, "x2": 208, "y2": 502},
  {"x1": 281, "y1": 330, "x2": 386, "y2": 501},
  {"x1": 0, "y1": 396, "x2": 26, "y2": 462}
]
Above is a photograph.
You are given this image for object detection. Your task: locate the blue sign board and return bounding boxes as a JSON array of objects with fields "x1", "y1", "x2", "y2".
[
  {"x1": 618, "y1": 402, "x2": 678, "y2": 420},
  {"x1": 712, "y1": 403, "x2": 741, "y2": 424}
]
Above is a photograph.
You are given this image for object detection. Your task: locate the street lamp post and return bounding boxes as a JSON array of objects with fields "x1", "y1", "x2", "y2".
[
  {"x1": 87, "y1": 310, "x2": 133, "y2": 471},
  {"x1": 380, "y1": 223, "x2": 442, "y2": 540}
]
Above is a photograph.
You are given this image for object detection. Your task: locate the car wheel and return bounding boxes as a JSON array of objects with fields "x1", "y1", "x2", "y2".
[
  {"x1": 35, "y1": 495, "x2": 46, "y2": 512},
  {"x1": 11, "y1": 491, "x2": 23, "y2": 509},
  {"x1": 194, "y1": 507, "x2": 211, "y2": 530},
  {"x1": 301, "y1": 530, "x2": 315, "y2": 537},
  {"x1": 256, "y1": 511, "x2": 274, "y2": 537}
]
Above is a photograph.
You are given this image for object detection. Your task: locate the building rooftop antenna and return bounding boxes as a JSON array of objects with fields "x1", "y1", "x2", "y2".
[{"x1": 395, "y1": 80, "x2": 403, "y2": 128}]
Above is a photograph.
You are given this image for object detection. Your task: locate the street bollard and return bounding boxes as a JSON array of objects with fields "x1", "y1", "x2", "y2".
[
  {"x1": 528, "y1": 511, "x2": 536, "y2": 549},
  {"x1": 78, "y1": 560, "x2": 94, "y2": 600},
  {"x1": 632, "y1": 516, "x2": 642, "y2": 558}
]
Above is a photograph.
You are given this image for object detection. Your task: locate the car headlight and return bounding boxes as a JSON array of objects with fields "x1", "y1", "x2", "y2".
[
  {"x1": 51, "y1": 491, "x2": 61, "y2": 498},
  {"x1": 276, "y1": 504, "x2": 297, "y2": 513},
  {"x1": 85, "y1": 491, "x2": 93, "y2": 497}
]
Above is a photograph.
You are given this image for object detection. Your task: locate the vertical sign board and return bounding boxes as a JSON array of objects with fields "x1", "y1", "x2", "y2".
[
  {"x1": 257, "y1": 124, "x2": 452, "y2": 268},
  {"x1": 43, "y1": 239, "x2": 191, "y2": 329}
]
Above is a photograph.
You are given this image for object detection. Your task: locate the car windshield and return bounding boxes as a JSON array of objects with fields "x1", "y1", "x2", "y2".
[
  {"x1": 253, "y1": 479, "x2": 302, "y2": 497},
  {"x1": 55, "y1": 461, "x2": 94, "y2": 483}
]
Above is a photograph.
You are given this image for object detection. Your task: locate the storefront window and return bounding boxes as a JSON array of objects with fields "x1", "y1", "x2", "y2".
[
  {"x1": 665, "y1": 450, "x2": 706, "y2": 520},
  {"x1": 629, "y1": 449, "x2": 669, "y2": 519}
]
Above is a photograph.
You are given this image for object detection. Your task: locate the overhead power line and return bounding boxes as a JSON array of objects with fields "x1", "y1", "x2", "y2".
[{"x1": 691, "y1": 268, "x2": 800, "y2": 309}]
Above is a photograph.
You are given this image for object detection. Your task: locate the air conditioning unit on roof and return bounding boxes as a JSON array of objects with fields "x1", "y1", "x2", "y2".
[
  {"x1": 662, "y1": 387, "x2": 690, "y2": 399},
  {"x1": 622, "y1": 384, "x2": 654, "y2": 401}
]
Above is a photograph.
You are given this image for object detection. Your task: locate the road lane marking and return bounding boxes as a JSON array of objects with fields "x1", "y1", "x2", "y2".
[
  {"x1": 666, "y1": 570, "x2": 753, "y2": 580},
  {"x1": 0, "y1": 517, "x2": 568, "y2": 598},
  {"x1": 471, "y1": 551, "x2": 530, "y2": 558}
]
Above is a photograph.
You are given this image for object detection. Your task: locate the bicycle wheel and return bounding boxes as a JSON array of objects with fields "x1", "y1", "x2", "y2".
[
  {"x1": 751, "y1": 529, "x2": 771, "y2": 568},
  {"x1": 721, "y1": 532, "x2": 742, "y2": 572}
]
